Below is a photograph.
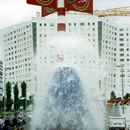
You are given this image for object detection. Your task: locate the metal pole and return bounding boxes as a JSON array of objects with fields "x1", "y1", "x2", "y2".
[
  {"x1": 116, "y1": 65, "x2": 125, "y2": 114},
  {"x1": 121, "y1": 65, "x2": 124, "y2": 114},
  {"x1": 3, "y1": 68, "x2": 6, "y2": 119},
  {"x1": 25, "y1": 96, "x2": 27, "y2": 115}
]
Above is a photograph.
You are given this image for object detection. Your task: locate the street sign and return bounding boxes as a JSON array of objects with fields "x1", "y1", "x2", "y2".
[{"x1": 109, "y1": 117, "x2": 126, "y2": 128}]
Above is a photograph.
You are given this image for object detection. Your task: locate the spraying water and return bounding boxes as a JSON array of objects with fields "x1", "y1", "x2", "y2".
[{"x1": 31, "y1": 33, "x2": 105, "y2": 130}]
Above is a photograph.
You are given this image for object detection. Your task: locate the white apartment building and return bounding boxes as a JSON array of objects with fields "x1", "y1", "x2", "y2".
[
  {"x1": 98, "y1": 18, "x2": 117, "y2": 99},
  {"x1": 100, "y1": 17, "x2": 130, "y2": 98},
  {"x1": 116, "y1": 25, "x2": 130, "y2": 97},
  {"x1": 0, "y1": 22, "x2": 36, "y2": 96}
]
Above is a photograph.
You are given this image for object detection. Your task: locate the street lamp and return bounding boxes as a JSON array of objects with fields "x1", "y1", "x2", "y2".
[{"x1": 116, "y1": 64, "x2": 124, "y2": 114}]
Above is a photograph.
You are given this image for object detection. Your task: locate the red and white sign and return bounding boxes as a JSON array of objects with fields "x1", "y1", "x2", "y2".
[
  {"x1": 26, "y1": 0, "x2": 93, "y2": 16},
  {"x1": 65, "y1": 0, "x2": 93, "y2": 13},
  {"x1": 26, "y1": 0, "x2": 93, "y2": 31}
]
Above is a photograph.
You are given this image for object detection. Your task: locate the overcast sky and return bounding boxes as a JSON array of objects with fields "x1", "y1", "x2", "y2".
[{"x1": 0, "y1": 0, "x2": 130, "y2": 29}]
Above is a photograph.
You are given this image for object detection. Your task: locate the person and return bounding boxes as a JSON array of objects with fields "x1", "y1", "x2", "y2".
[
  {"x1": 13, "y1": 126, "x2": 17, "y2": 130},
  {"x1": 0, "y1": 115, "x2": 3, "y2": 130},
  {"x1": 12, "y1": 112, "x2": 18, "y2": 128},
  {"x1": 20, "y1": 127, "x2": 24, "y2": 130},
  {"x1": 3, "y1": 116, "x2": 11, "y2": 130}
]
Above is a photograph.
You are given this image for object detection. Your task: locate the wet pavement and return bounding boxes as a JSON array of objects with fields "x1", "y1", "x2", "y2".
[{"x1": 23, "y1": 122, "x2": 30, "y2": 130}]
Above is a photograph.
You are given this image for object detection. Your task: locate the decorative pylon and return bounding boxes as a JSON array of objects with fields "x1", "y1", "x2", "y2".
[
  {"x1": 26, "y1": 0, "x2": 93, "y2": 32},
  {"x1": 57, "y1": 0, "x2": 66, "y2": 31}
]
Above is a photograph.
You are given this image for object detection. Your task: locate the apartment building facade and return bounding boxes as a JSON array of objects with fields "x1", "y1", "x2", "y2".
[
  {"x1": 99, "y1": 17, "x2": 130, "y2": 98},
  {"x1": 0, "y1": 22, "x2": 36, "y2": 96}
]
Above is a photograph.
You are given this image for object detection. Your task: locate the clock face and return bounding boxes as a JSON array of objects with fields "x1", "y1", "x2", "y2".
[{"x1": 35, "y1": 0, "x2": 54, "y2": 6}]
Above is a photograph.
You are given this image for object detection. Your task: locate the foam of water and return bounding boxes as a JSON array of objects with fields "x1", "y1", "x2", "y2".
[{"x1": 31, "y1": 33, "x2": 105, "y2": 130}]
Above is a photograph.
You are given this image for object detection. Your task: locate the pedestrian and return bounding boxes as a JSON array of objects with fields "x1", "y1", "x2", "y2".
[
  {"x1": 13, "y1": 126, "x2": 17, "y2": 130},
  {"x1": 3, "y1": 116, "x2": 12, "y2": 130},
  {"x1": 0, "y1": 115, "x2": 3, "y2": 130},
  {"x1": 12, "y1": 112, "x2": 18, "y2": 128},
  {"x1": 20, "y1": 127, "x2": 24, "y2": 130}
]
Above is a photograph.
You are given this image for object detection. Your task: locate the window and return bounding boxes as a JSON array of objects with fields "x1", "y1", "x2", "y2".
[
  {"x1": 80, "y1": 23, "x2": 85, "y2": 26},
  {"x1": 120, "y1": 48, "x2": 124, "y2": 51},
  {"x1": 68, "y1": 23, "x2": 71, "y2": 26},
  {"x1": 119, "y1": 38, "x2": 124, "y2": 41},
  {"x1": 119, "y1": 28, "x2": 124, "y2": 31},
  {"x1": 120, "y1": 43, "x2": 124, "y2": 46},
  {"x1": 50, "y1": 23, "x2": 54, "y2": 27},
  {"x1": 120, "y1": 59, "x2": 124, "y2": 62},
  {"x1": 39, "y1": 34, "x2": 42, "y2": 37},
  {"x1": 119, "y1": 33, "x2": 124, "y2": 36},
  {"x1": 44, "y1": 34, "x2": 47, "y2": 37},
  {"x1": 120, "y1": 54, "x2": 124, "y2": 56},
  {"x1": 120, "y1": 74, "x2": 125, "y2": 77}
]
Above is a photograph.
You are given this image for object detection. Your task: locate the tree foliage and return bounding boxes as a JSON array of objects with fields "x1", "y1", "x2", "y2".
[
  {"x1": 110, "y1": 91, "x2": 116, "y2": 100},
  {"x1": 21, "y1": 81, "x2": 27, "y2": 110},
  {"x1": 21, "y1": 81, "x2": 27, "y2": 98},
  {"x1": 0, "y1": 97, "x2": 4, "y2": 111},
  {"x1": 124, "y1": 93, "x2": 130, "y2": 99},
  {"x1": 28, "y1": 95, "x2": 34, "y2": 105},
  {"x1": 13, "y1": 83, "x2": 20, "y2": 110},
  {"x1": 6, "y1": 81, "x2": 13, "y2": 111}
]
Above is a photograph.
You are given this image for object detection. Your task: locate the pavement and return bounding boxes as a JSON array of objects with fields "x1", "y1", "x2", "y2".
[{"x1": 23, "y1": 122, "x2": 30, "y2": 130}]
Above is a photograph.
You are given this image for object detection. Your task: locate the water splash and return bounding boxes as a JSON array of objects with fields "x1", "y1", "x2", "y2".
[
  {"x1": 31, "y1": 34, "x2": 105, "y2": 130},
  {"x1": 31, "y1": 67, "x2": 105, "y2": 130}
]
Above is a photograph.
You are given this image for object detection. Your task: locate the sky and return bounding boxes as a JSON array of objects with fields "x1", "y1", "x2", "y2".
[{"x1": 0, "y1": 0, "x2": 130, "y2": 29}]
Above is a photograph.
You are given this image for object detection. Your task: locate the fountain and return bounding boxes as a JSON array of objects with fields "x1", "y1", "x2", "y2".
[
  {"x1": 26, "y1": 0, "x2": 105, "y2": 129},
  {"x1": 31, "y1": 34, "x2": 106, "y2": 130}
]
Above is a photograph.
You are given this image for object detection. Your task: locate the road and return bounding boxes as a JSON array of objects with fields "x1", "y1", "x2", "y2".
[{"x1": 22, "y1": 122, "x2": 30, "y2": 130}]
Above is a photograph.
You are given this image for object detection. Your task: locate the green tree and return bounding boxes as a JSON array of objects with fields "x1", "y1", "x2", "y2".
[
  {"x1": 110, "y1": 91, "x2": 116, "y2": 100},
  {"x1": 21, "y1": 81, "x2": 27, "y2": 110},
  {"x1": 124, "y1": 93, "x2": 130, "y2": 99},
  {"x1": 6, "y1": 81, "x2": 13, "y2": 111},
  {"x1": 0, "y1": 97, "x2": 4, "y2": 111},
  {"x1": 28, "y1": 95, "x2": 34, "y2": 105},
  {"x1": 13, "y1": 83, "x2": 20, "y2": 110}
]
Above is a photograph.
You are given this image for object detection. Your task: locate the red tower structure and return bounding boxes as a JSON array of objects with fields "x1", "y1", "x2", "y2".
[{"x1": 26, "y1": 0, "x2": 93, "y2": 31}]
